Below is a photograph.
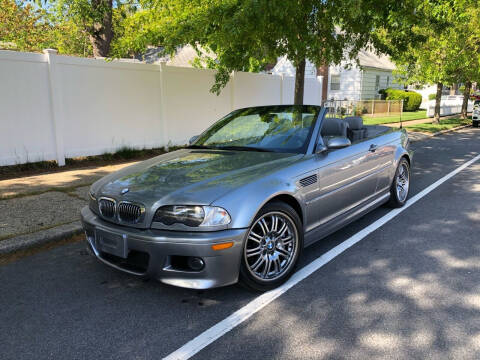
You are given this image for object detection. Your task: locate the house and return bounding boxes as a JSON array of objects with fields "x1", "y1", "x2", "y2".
[
  {"x1": 133, "y1": 45, "x2": 402, "y2": 102},
  {"x1": 271, "y1": 49, "x2": 403, "y2": 101}
]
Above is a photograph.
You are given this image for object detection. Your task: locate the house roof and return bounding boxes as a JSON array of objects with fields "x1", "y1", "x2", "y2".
[
  {"x1": 167, "y1": 45, "x2": 217, "y2": 67},
  {"x1": 133, "y1": 45, "x2": 396, "y2": 72},
  {"x1": 132, "y1": 44, "x2": 217, "y2": 66},
  {"x1": 271, "y1": 56, "x2": 318, "y2": 78},
  {"x1": 272, "y1": 49, "x2": 396, "y2": 76},
  {"x1": 357, "y1": 49, "x2": 396, "y2": 70}
]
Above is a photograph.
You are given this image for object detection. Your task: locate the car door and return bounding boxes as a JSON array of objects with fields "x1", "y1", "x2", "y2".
[
  {"x1": 305, "y1": 139, "x2": 381, "y2": 233},
  {"x1": 368, "y1": 134, "x2": 398, "y2": 193}
]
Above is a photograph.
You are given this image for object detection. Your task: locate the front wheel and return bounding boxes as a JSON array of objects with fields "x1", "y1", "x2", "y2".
[
  {"x1": 388, "y1": 158, "x2": 410, "y2": 208},
  {"x1": 239, "y1": 202, "x2": 303, "y2": 292}
]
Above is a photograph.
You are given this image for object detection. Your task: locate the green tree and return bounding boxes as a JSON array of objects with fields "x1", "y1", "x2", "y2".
[
  {"x1": 27, "y1": 0, "x2": 139, "y2": 57},
  {"x1": 0, "y1": 0, "x2": 55, "y2": 51},
  {"x1": 115, "y1": 0, "x2": 407, "y2": 104},
  {"x1": 378, "y1": 0, "x2": 480, "y2": 123},
  {"x1": 451, "y1": 4, "x2": 480, "y2": 119}
]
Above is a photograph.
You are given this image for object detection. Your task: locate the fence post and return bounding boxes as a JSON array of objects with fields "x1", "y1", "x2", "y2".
[
  {"x1": 371, "y1": 99, "x2": 375, "y2": 116},
  {"x1": 387, "y1": 100, "x2": 390, "y2": 115},
  {"x1": 279, "y1": 74, "x2": 284, "y2": 105},
  {"x1": 317, "y1": 76, "x2": 322, "y2": 106},
  {"x1": 159, "y1": 62, "x2": 169, "y2": 149},
  {"x1": 43, "y1": 49, "x2": 65, "y2": 166},
  {"x1": 230, "y1": 71, "x2": 236, "y2": 111}
]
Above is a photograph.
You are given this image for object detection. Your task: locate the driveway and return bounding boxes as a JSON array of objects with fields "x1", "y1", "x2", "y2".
[{"x1": 1, "y1": 128, "x2": 479, "y2": 360}]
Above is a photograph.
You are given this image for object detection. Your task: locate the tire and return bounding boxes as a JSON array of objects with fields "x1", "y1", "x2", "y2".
[
  {"x1": 473, "y1": 121, "x2": 479, "y2": 128},
  {"x1": 388, "y1": 158, "x2": 410, "y2": 208},
  {"x1": 239, "y1": 201, "x2": 303, "y2": 292}
]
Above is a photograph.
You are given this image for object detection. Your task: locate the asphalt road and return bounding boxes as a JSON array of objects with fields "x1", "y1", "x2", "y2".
[{"x1": 2, "y1": 128, "x2": 480, "y2": 360}]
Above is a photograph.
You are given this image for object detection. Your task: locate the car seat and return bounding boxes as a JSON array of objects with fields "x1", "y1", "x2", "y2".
[
  {"x1": 344, "y1": 116, "x2": 368, "y2": 141},
  {"x1": 321, "y1": 117, "x2": 348, "y2": 138}
]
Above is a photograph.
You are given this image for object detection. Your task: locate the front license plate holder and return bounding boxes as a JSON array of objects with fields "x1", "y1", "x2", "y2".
[{"x1": 95, "y1": 230, "x2": 127, "y2": 258}]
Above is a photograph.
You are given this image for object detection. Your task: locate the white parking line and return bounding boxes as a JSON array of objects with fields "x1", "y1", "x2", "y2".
[{"x1": 163, "y1": 153, "x2": 480, "y2": 360}]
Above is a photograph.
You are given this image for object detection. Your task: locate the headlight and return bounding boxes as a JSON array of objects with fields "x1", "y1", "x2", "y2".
[
  {"x1": 89, "y1": 190, "x2": 98, "y2": 213},
  {"x1": 153, "y1": 205, "x2": 231, "y2": 227}
]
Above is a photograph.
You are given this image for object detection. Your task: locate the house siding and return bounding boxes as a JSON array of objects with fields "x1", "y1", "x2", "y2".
[
  {"x1": 360, "y1": 68, "x2": 402, "y2": 100},
  {"x1": 272, "y1": 57, "x2": 317, "y2": 78},
  {"x1": 327, "y1": 64, "x2": 362, "y2": 101},
  {"x1": 272, "y1": 57, "x2": 402, "y2": 101}
]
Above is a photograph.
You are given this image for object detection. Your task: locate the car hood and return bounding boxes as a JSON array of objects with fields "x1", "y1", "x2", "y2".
[{"x1": 92, "y1": 149, "x2": 301, "y2": 207}]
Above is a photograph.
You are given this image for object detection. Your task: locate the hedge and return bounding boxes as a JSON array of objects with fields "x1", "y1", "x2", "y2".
[{"x1": 380, "y1": 88, "x2": 422, "y2": 112}]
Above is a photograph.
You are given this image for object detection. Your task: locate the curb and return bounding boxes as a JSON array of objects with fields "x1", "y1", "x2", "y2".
[
  {"x1": 408, "y1": 124, "x2": 471, "y2": 142},
  {"x1": 0, "y1": 221, "x2": 83, "y2": 255}
]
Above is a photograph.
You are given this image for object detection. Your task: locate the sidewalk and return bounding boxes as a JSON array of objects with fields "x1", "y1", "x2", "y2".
[
  {"x1": 383, "y1": 113, "x2": 465, "y2": 128},
  {"x1": 383, "y1": 117, "x2": 433, "y2": 127},
  {"x1": 0, "y1": 161, "x2": 138, "y2": 254}
]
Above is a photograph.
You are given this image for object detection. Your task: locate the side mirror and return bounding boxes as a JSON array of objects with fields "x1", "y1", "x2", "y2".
[
  {"x1": 326, "y1": 137, "x2": 351, "y2": 150},
  {"x1": 315, "y1": 144, "x2": 328, "y2": 153},
  {"x1": 189, "y1": 135, "x2": 199, "y2": 145}
]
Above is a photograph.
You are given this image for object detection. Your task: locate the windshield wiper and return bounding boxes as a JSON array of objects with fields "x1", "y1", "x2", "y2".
[{"x1": 214, "y1": 145, "x2": 274, "y2": 152}]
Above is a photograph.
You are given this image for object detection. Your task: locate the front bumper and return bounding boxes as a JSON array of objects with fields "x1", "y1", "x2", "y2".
[{"x1": 81, "y1": 206, "x2": 247, "y2": 289}]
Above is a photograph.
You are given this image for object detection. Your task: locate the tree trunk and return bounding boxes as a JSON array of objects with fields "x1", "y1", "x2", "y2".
[
  {"x1": 450, "y1": 83, "x2": 457, "y2": 96},
  {"x1": 461, "y1": 81, "x2": 472, "y2": 119},
  {"x1": 433, "y1": 82, "x2": 443, "y2": 124},
  {"x1": 317, "y1": 63, "x2": 329, "y2": 103},
  {"x1": 89, "y1": 0, "x2": 113, "y2": 57},
  {"x1": 294, "y1": 58, "x2": 306, "y2": 105}
]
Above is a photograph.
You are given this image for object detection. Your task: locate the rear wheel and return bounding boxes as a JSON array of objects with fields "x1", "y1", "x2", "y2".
[
  {"x1": 388, "y1": 158, "x2": 410, "y2": 208},
  {"x1": 239, "y1": 202, "x2": 303, "y2": 292}
]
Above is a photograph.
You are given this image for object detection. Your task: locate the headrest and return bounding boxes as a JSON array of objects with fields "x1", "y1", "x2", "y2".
[
  {"x1": 321, "y1": 117, "x2": 348, "y2": 137},
  {"x1": 344, "y1": 116, "x2": 363, "y2": 130}
]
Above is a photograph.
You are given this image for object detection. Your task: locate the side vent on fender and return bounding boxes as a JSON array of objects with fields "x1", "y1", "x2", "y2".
[{"x1": 299, "y1": 174, "x2": 318, "y2": 187}]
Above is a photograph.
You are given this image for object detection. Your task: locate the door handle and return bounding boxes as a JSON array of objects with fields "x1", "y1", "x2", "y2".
[{"x1": 369, "y1": 144, "x2": 378, "y2": 152}]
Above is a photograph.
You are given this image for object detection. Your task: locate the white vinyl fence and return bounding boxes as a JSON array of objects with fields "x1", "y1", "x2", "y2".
[
  {"x1": 426, "y1": 95, "x2": 473, "y2": 117},
  {"x1": 0, "y1": 50, "x2": 323, "y2": 166}
]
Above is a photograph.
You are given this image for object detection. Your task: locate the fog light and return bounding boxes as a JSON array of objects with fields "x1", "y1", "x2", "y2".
[{"x1": 187, "y1": 257, "x2": 205, "y2": 271}]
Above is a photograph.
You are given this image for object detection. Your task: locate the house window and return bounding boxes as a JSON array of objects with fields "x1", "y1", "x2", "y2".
[
  {"x1": 375, "y1": 75, "x2": 380, "y2": 91},
  {"x1": 330, "y1": 74, "x2": 340, "y2": 90},
  {"x1": 386, "y1": 76, "x2": 390, "y2": 87}
]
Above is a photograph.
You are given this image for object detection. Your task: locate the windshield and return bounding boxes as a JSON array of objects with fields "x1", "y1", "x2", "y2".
[{"x1": 192, "y1": 105, "x2": 320, "y2": 153}]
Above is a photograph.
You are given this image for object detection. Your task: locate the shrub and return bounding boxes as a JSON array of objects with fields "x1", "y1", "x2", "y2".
[
  {"x1": 405, "y1": 91, "x2": 422, "y2": 111},
  {"x1": 384, "y1": 88, "x2": 422, "y2": 111},
  {"x1": 428, "y1": 93, "x2": 436, "y2": 100}
]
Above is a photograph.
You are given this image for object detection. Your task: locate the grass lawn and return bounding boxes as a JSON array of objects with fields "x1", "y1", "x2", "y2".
[
  {"x1": 404, "y1": 117, "x2": 470, "y2": 133},
  {"x1": 363, "y1": 110, "x2": 427, "y2": 125}
]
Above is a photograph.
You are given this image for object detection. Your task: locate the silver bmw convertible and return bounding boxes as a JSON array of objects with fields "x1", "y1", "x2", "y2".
[{"x1": 81, "y1": 105, "x2": 412, "y2": 291}]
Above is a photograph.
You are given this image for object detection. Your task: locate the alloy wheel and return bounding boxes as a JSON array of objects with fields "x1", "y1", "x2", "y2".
[
  {"x1": 396, "y1": 162, "x2": 410, "y2": 202},
  {"x1": 244, "y1": 211, "x2": 299, "y2": 282}
]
